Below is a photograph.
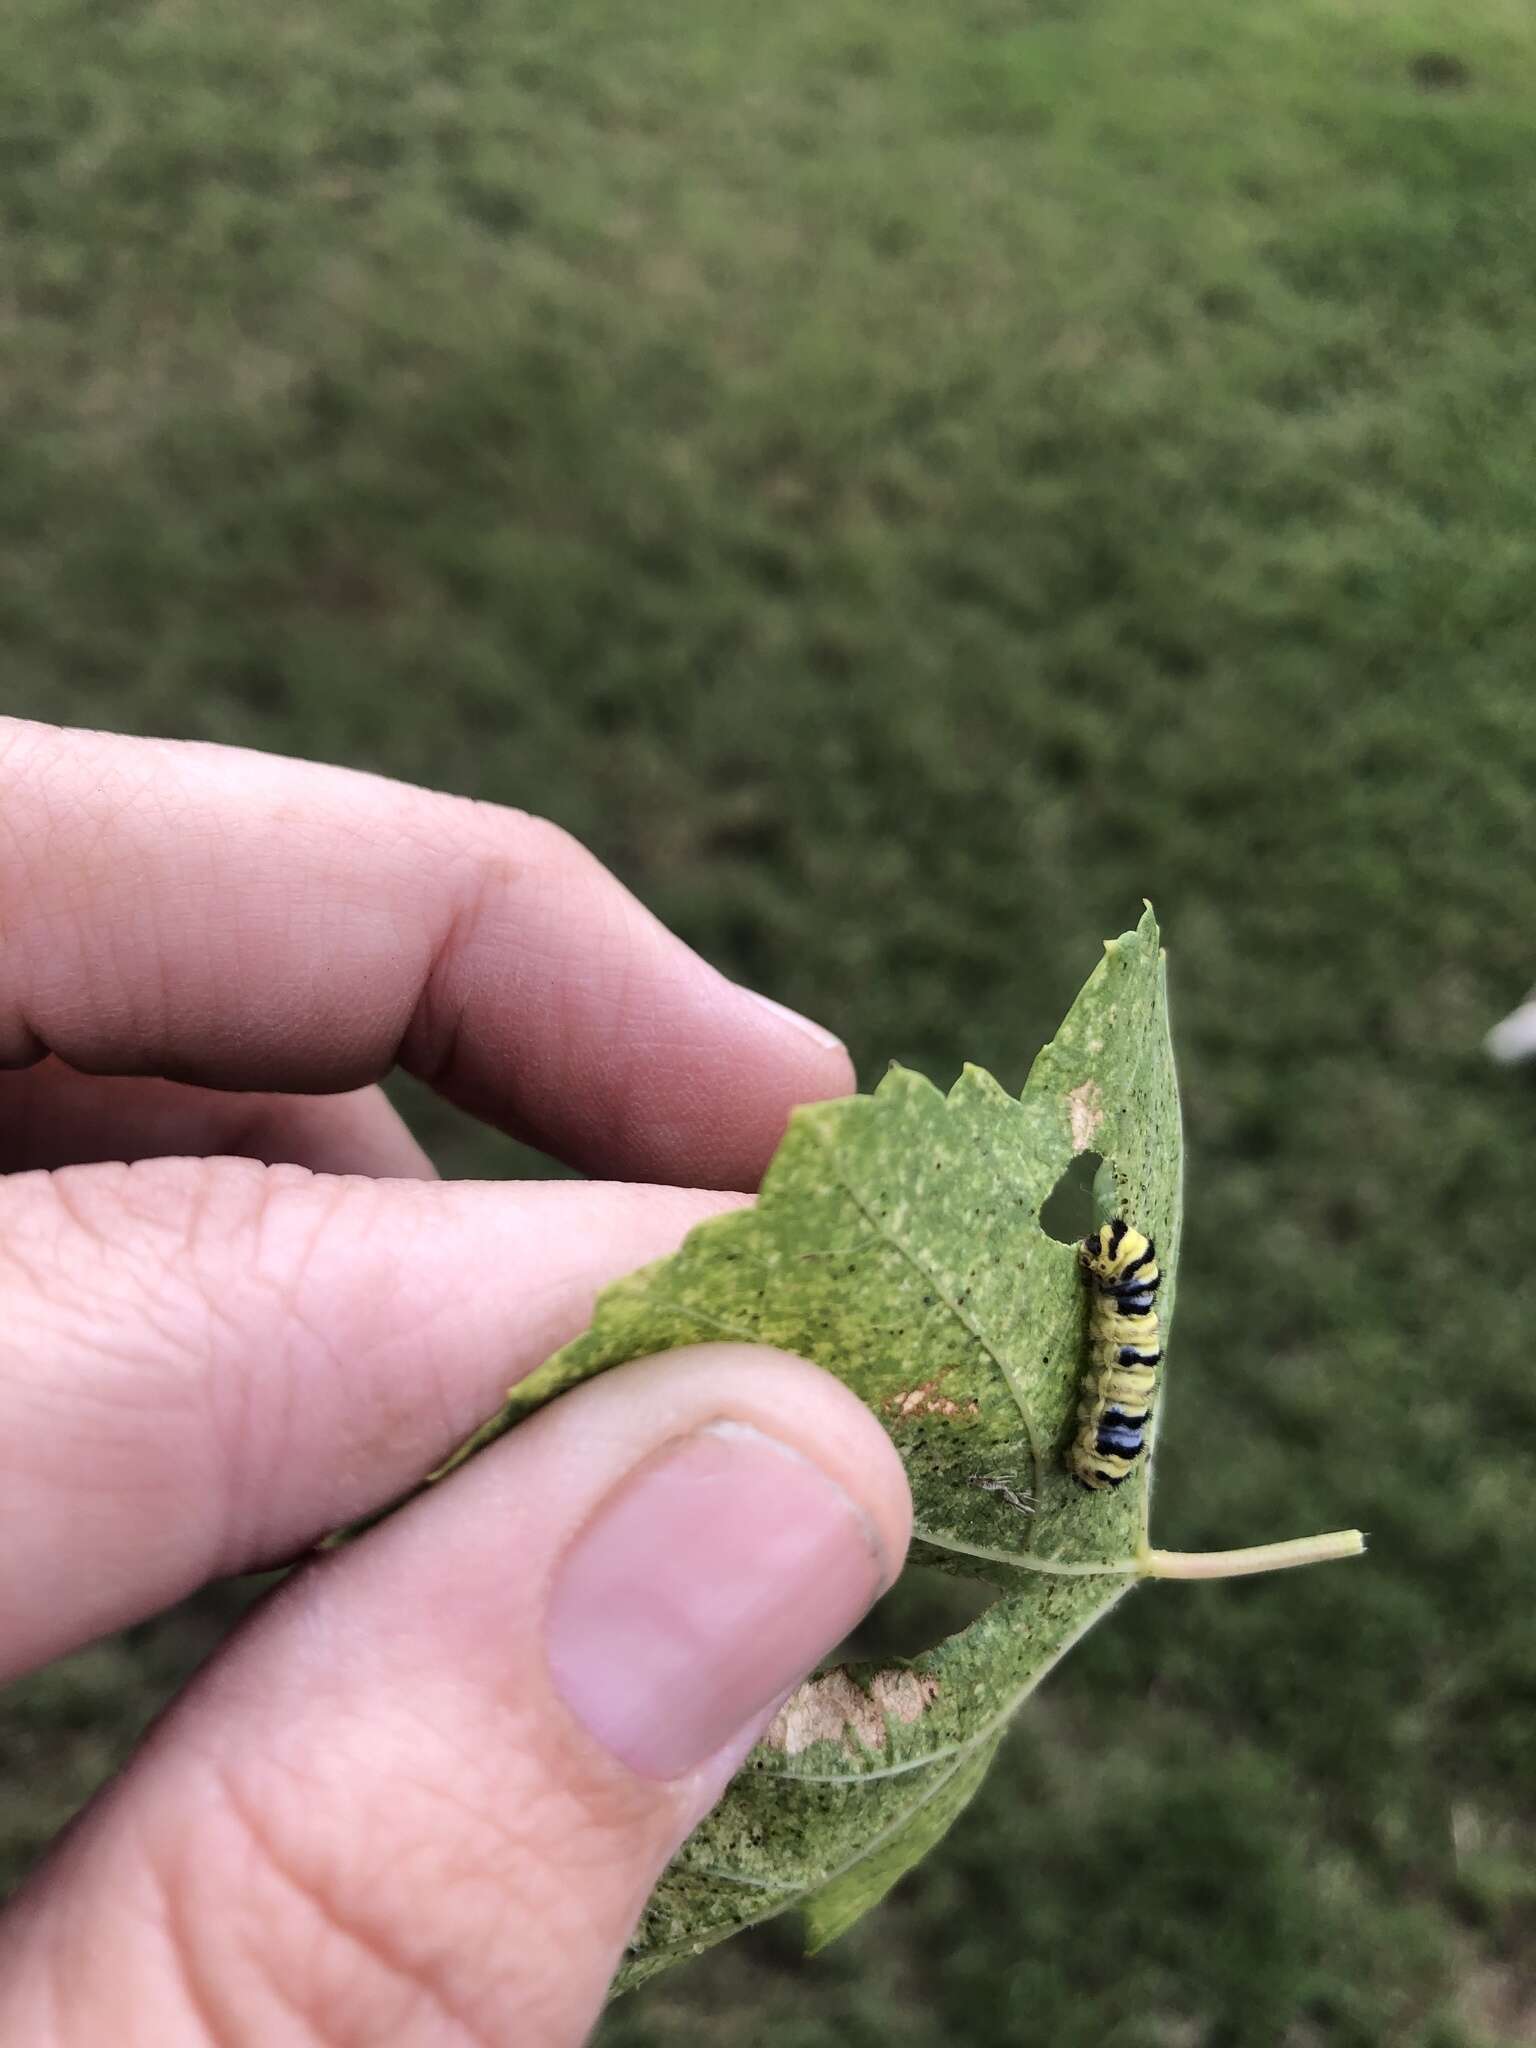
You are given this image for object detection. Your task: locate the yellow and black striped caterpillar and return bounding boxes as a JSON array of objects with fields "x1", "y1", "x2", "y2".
[{"x1": 1070, "y1": 1218, "x2": 1161, "y2": 1490}]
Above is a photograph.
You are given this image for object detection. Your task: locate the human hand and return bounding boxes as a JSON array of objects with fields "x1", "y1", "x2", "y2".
[{"x1": 0, "y1": 719, "x2": 912, "y2": 2046}]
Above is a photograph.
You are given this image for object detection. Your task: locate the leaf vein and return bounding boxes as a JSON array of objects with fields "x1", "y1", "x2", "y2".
[
  {"x1": 806, "y1": 1118, "x2": 1043, "y2": 1475},
  {"x1": 750, "y1": 1740, "x2": 965, "y2": 1786},
  {"x1": 914, "y1": 1523, "x2": 1142, "y2": 1577}
]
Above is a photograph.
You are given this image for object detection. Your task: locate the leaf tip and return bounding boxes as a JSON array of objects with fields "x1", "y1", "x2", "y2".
[
  {"x1": 873, "y1": 1061, "x2": 944, "y2": 1106},
  {"x1": 950, "y1": 1059, "x2": 1011, "y2": 1108}
]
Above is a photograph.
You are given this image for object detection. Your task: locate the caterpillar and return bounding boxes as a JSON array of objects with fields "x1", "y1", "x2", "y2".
[{"x1": 1070, "y1": 1217, "x2": 1162, "y2": 1490}]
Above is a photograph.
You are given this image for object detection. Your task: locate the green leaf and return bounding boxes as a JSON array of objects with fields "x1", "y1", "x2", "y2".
[
  {"x1": 427, "y1": 905, "x2": 1190, "y2": 1983},
  {"x1": 357, "y1": 905, "x2": 1359, "y2": 1974}
]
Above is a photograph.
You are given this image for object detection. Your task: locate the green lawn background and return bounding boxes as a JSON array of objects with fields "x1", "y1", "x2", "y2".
[{"x1": 3, "y1": 0, "x2": 1534, "y2": 2040}]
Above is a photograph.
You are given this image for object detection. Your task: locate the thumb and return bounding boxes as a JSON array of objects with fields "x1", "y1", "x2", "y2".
[{"x1": 0, "y1": 1346, "x2": 911, "y2": 2048}]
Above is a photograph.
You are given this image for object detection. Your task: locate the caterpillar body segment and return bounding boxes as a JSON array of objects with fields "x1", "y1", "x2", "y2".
[{"x1": 1071, "y1": 1218, "x2": 1162, "y2": 1491}]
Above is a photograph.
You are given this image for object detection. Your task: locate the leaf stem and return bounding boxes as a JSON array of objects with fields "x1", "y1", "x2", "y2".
[{"x1": 1139, "y1": 1529, "x2": 1366, "y2": 1580}]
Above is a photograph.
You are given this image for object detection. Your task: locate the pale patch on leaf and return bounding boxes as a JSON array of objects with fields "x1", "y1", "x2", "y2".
[
  {"x1": 883, "y1": 1374, "x2": 981, "y2": 1421},
  {"x1": 766, "y1": 1668, "x2": 942, "y2": 1759},
  {"x1": 1066, "y1": 1077, "x2": 1105, "y2": 1151}
]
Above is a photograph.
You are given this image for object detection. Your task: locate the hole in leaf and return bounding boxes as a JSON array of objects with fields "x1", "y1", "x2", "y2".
[
  {"x1": 1039, "y1": 1149, "x2": 1115, "y2": 1244},
  {"x1": 844, "y1": 1564, "x2": 994, "y2": 1660}
]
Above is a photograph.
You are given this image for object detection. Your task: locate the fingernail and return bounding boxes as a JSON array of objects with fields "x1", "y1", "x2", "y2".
[
  {"x1": 741, "y1": 987, "x2": 845, "y2": 1054},
  {"x1": 545, "y1": 1421, "x2": 887, "y2": 1779}
]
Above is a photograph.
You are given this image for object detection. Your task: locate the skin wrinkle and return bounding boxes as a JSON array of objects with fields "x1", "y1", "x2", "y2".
[
  {"x1": 194, "y1": 1770, "x2": 477, "y2": 2048},
  {"x1": 131, "y1": 1859, "x2": 245, "y2": 2048},
  {"x1": 1, "y1": 1173, "x2": 285, "y2": 1457},
  {"x1": 227, "y1": 1185, "x2": 379, "y2": 1562},
  {"x1": 0, "y1": 1004, "x2": 48, "y2": 1068},
  {"x1": 15, "y1": 1159, "x2": 107, "y2": 1257},
  {"x1": 483, "y1": 868, "x2": 606, "y2": 1130},
  {"x1": 199, "y1": 1172, "x2": 378, "y2": 1566},
  {"x1": 28, "y1": 1918, "x2": 73, "y2": 2048},
  {"x1": 44, "y1": 1157, "x2": 185, "y2": 1246},
  {"x1": 357, "y1": 1286, "x2": 486, "y2": 1474},
  {"x1": 1, "y1": 1261, "x2": 186, "y2": 1441},
  {"x1": 117, "y1": 1176, "x2": 250, "y2": 1444},
  {"x1": 595, "y1": 897, "x2": 661, "y2": 1171},
  {"x1": 230, "y1": 1582, "x2": 679, "y2": 1924},
  {"x1": 419, "y1": 818, "x2": 590, "y2": 1080},
  {"x1": 2, "y1": 1223, "x2": 213, "y2": 1452},
  {"x1": 141, "y1": 868, "x2": 179, "y2": 1059},
  {"x1": 389, "y1": 787, "x2": 534, "y2": 886},
  {"x1": 11, "y1": 1801, "x2": 231, "y2": 2048},
  {"x1": 543, "y1": 879, "x2": 714, "y2": 1175},
  {"x1": 150, "y1": 1820, "x2": 336, "y2": 2048},
  {"x1": 298, "y1": 1179, "x2": 446, "y2": 1365},
  {"x1": 395, "y1": 851, "x2": 509, "y2": 1095},
  {"x1": 208, "y1": 1330, "x2": 303, "y2": 1580},
  {"x1": 49, "y1": 763, "x2": 159, "y2": 1055},
  {"x1": 5, "y1": 1360, "x2": 217, "y2": 1624},
  {"x1": 0, "y1": 1169, "x2": 230, "y2": 1606},
  {"x1": 0, "y1": 1202, "x2": 53, "y2": 1298},
  {"x1": 189, "y1": 1745, "x2": 544, "y2": 2048}
]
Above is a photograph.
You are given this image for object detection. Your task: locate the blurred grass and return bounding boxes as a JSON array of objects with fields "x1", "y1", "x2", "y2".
[{"x1": 3, "y1": 0, "x2": 1535, "y2": 2040}]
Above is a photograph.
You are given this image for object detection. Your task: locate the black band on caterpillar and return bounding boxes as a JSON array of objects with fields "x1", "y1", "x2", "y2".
[{"x1": 1071, "y1": 1219, "x2": 1161, "y2": 1491}]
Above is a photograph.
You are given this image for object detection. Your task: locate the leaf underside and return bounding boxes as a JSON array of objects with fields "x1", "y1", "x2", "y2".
[{"x1": 435, "y1": 906, "x2": 1183, "y2": 1987}]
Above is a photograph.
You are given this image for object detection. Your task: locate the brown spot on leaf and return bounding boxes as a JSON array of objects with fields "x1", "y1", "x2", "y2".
[
  {"x1": 869, "y1": 1669, "x2": 942, "y2": 1723},
  {"x1": 765, "y1": 1667, "x2": 942, "y2": 1758},
  {"x1": 1067, "y1": 1079, "x2": 1104, "y2": 1151},
  {"x1": 884, "y1": 1373, "x2": 980, "y2": 1421}
]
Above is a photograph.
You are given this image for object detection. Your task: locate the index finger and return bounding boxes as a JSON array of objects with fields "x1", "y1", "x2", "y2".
[{"x1": 0, "y1": 720, "x2": 851, "y2": 1188}]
